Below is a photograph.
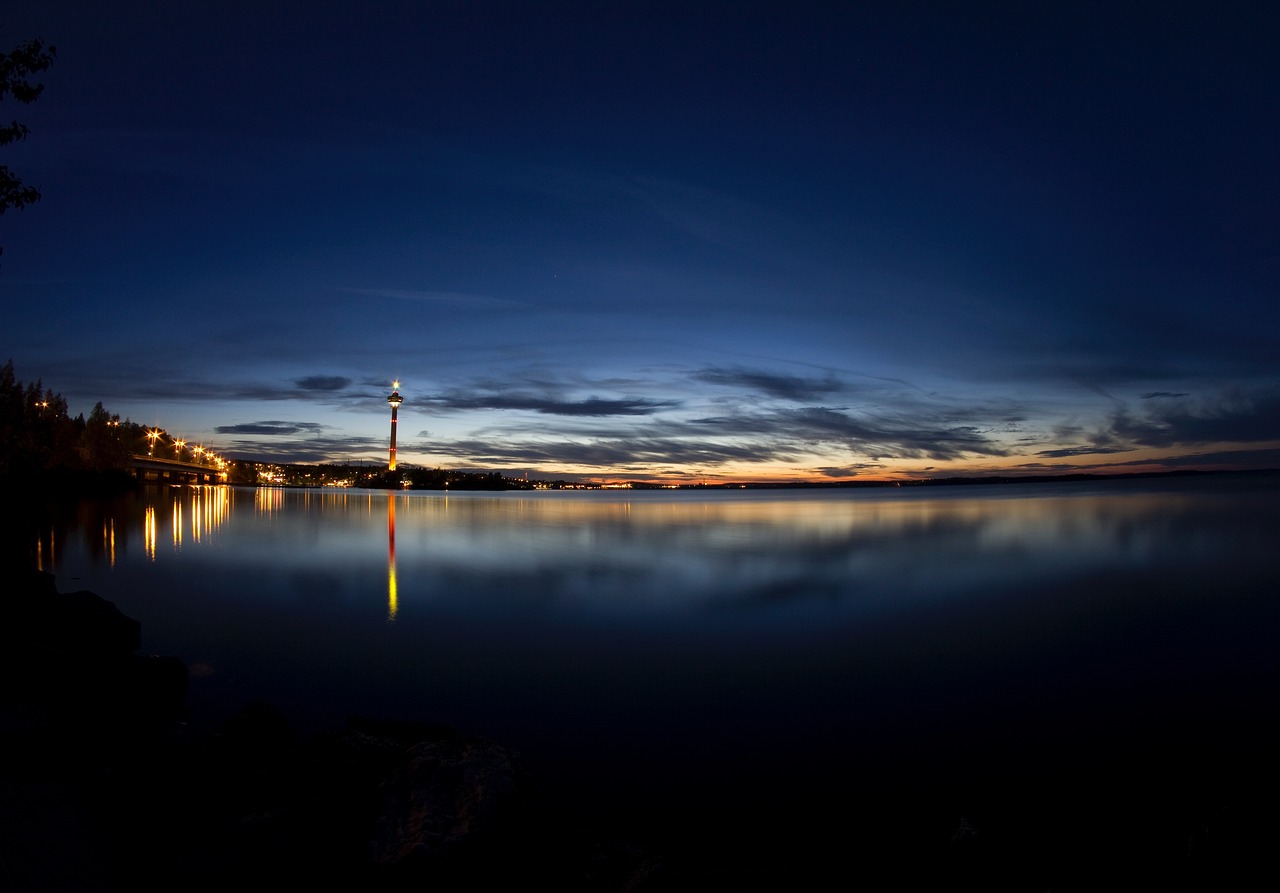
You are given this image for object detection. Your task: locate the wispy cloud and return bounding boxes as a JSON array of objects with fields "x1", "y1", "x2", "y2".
[
  {"x1": 1108, "y1": 387, "x2": 1280, "y2": 447},
  {"x1": 693, "y1": 366, "x2": 845, "y2": 401},
  {"x1": 294, "y1": 375, "x2": 352, "y2": 391},
  {"x1": 688, "y1": 406, "x2": 1010, "y2": 461},
  {"x1": 215, "y1": 421, "x2": 326, "y2": 436},
  {"x1": 425, "y1": 435, "x2": 790, "y2": 470},
  {"x1": 422, "y1": 393, "x2": 679, "y2": 417},
  {"x1": 1034, "y1": 446, "x2": 1135, "y2": 459}
]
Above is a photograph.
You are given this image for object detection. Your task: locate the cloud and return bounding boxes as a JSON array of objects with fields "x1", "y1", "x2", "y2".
[
  {"x1": 690, "y1": 406, "x2": 1009, "y2": 461},
  {"x1": 417, "y1": 394, "x2": 1013, "y2": 474},
  {"x1": 423, "y1": 392, "x2": 680, "y2": 417},
  {"x1": 218, "y1": 431, "x2": 388, "y2": 463},
  {"x1": 1015, "y1": 447, "x2": 1280, "y2": 475},
  {"x1": 1120, "y1": 447, "x2": 1280, "y2": 469},
  {"x1": 693, "y1": 366, "x2": 845, "y2": 401},
  {"x1": 215, "y1": 421, "x2": 326, "y2": 436},
  {"x1": 1035, "y1": 446, "x2": 1135, "y2": 459},
  {"x1": 1108, "y1": 387, "x2": 1280, "y2": 447},
  {"x1": 811, "y1": 465, "x2": 883, "y2": 478},
  {"x1": 426, "y1": 435, "x2": 789, "y2": 469},
  {"x1": 294, "y1": 375, "x2": 352, "y2": 391}
]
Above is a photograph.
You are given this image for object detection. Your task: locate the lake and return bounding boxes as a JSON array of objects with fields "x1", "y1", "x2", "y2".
[{"x1": 30, "y1": 473, "x2": 1280, "y2": 863}]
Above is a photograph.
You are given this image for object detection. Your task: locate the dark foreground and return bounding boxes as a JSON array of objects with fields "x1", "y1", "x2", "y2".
[{"x1": 4, "y1": 569, "x2": 1277, "y2": 891}]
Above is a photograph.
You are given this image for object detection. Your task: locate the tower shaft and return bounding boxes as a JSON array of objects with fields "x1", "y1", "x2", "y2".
[
  {"x1": 387, "y1": 383, "x2": 404, "y2": 472},
  {"x1": 389, "y1": 404, "x2": 399, "y2": 470}
]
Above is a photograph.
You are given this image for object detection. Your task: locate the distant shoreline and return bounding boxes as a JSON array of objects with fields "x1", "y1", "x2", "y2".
[
  {"x1": 623, "y1": 467, "x2": 1280, "y2": 490},
  {"x1": 4, "y1": 465, "x2": 1276, "y2": 499},
  {"x1": 260, "y1": 465, "x2": 1277, "y2": 491}
]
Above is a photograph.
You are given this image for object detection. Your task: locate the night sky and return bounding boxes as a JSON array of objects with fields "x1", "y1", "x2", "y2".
[{"x1": 4, "y1": 1, "x2": 1278, "y2": 481}]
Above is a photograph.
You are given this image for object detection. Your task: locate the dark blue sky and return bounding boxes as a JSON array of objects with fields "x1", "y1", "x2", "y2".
[{"x1": 4, "y1": 1, "x2": 1278, "y2": 480}]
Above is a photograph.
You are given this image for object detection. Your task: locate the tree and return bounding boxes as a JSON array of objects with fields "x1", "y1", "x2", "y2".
[
  {"x1": 80, "y1": 401, "x2": 132, "y2": 472},
  {"x1": 1, "y1": 36, "x2": 57, "y2": 253}
]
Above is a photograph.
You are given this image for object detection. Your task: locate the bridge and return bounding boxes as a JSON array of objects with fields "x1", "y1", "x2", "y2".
[{"x1": 129, "y1": 454, "x2": 228, "y2": 484}]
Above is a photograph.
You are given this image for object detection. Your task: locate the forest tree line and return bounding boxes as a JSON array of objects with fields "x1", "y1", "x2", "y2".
[{"x1": 1, "y1": 359, "x2": 154, "y2": 488}]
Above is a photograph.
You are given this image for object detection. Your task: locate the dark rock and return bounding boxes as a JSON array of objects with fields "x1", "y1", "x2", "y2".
[
  {"x1": 7, "y1": 571, "x2": 140, "y2": 658},
  {"x1": 217, "y1": 699, "x2": 298, "y2": 758},
  {"x1": 370, "y1": 734, "x2": 543, "y2": 878},
  {"x1": 3, "y1": 570, "x2": 186, "y2": 724},
  {"x1": 122, "y1": 653, "x2": 190, "y2": 719},
  {"x1": 45, "y1": 588, "x2": 142, "y2": 658}
]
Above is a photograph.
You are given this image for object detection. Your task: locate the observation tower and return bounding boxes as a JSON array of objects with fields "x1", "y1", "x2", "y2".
[{"x1": 387, "y1": 381, "x2": 403, "y2": 471}]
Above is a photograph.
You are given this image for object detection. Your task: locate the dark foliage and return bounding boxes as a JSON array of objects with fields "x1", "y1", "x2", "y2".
[
  {"x1": 0, "y1": 359, "x2": 149, "y2": 489},
  {"x1": 1, "y1": 35, "x2": 57, "y2": 253}
]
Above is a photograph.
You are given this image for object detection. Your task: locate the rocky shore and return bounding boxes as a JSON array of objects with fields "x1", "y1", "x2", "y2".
[
  {"x1": 4, "y1": 569, "x2": 1277, "y2": 891},
  {"x1": 3, "y1": 570, "x2": 701, "y2": 890}
]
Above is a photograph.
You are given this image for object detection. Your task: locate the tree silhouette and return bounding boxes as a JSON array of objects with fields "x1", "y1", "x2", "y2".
[{"x1": 1, "y1": 35, "x2": 57, "y2": 254}]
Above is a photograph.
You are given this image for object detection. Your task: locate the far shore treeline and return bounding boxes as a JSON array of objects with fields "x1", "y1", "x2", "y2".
[{"x1": 3, "y1": 360, "x2": 1265, "y2": 498}]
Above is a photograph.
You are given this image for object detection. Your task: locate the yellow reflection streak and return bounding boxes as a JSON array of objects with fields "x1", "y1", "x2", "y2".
[
  {"x1": 145, "y1": 505, "x2": 157, "y2": 561},
  {"x1": 256, "y1": 487, "x2": 284, "y2": 514},
  {"x1": 105, "y1": 519, "x2": 115, "y2": 569},
  {"x1": 387, "y1": 495, "x2": 398, "y2": 622},
  {"x1": 210, "y1": 486, "x2": 230, "y2": 531},
  {"x1": 191, "y1": 489, "x2": 202, "y2": 544},
  {"x1": 144, "y1": 486, "x2": 229, "y2": 560}
]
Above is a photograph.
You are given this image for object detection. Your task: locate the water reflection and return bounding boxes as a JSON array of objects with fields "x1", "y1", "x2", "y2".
[
  {"x1": 387, "y1": 493, "x2": 398, "y2": 621},
  {"x1": 335, "y1": 485, "x2": 1254, "y2": 617},
  {"x1": 28, "y1": 476, "x2": 1280, "y2": 787},
  {"x1": 36, "y1": 485, "x2": 233, "y2": 574},
  {"x1": 35, "y1": 480, "x2": 1279, "y2": 616},
  {"x1": 255, "y1": 486, "x2": 284, "y2": 514},
  {"x1": 144, "y1": 505, "x2": 157, "y2": 561},
  {"x1": 34, "y1": 526, "x2": 53, "y2": 572}
]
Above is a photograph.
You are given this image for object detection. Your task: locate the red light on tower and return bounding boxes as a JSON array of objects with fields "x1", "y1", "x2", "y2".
[{"x1": 387, "y1": 381, "x2": 404, "y2": 471}]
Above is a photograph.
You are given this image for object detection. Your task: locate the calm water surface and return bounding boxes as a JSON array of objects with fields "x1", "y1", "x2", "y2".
[{"x1": 36, "y1": 474, "x2": 1280, "y2": 829}]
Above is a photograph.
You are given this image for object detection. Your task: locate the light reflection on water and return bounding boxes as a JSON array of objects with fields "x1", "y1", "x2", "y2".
[{"x1": 35, "y1": 474, "x2": 1280, "y2": 820}]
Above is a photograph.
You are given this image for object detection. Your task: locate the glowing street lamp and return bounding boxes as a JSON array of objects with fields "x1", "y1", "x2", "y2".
[{"x1": 146, "y1": 429, "x2": 162, "y2": 455}]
